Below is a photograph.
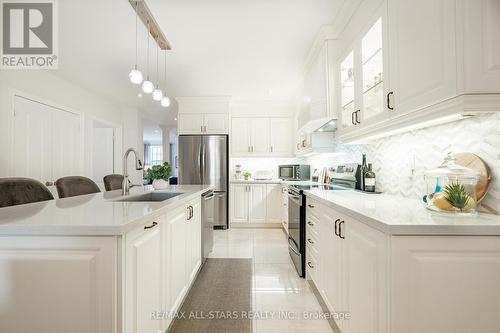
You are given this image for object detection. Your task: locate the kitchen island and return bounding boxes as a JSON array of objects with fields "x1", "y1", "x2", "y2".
[
  {"x1": 0, "y1": 185, "x2": 213, "y2": 333},
  {"x1": 303, "y1": 188, "x2": 500, "y2": 333}
]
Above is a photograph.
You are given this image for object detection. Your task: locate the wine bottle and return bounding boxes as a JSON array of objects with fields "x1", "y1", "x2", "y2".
[
  {"x1": 360, "y1": 154, "x2": 369, "y2": 191},
  {"x1": 364, "y1": 163, "x2": 376, "y2": 192}
]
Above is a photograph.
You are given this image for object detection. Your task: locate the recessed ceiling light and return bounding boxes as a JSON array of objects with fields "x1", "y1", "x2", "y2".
[
  {"x1": 154, "y1": 130, "x2": 159, "y2": 133},
  {"x1": 138, "y1": 93, "x2": 142, "y2": 98},
  {"x1": 174, "y1": 117, "x2": 177, "y2": 121}
]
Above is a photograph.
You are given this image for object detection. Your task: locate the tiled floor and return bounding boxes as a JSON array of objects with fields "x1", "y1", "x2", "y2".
[{"x1": 208, "y1": 228, "x2": 333, "y2": 333}]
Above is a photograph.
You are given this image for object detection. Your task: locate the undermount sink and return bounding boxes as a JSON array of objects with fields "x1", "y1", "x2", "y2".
[{"x1": 115, "y1": 192, "x2": 183, "y2": 202}]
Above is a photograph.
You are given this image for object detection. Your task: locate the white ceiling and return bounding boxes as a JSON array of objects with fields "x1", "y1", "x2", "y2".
[{"x1": 56, "y1": 0, "x2": 342, "y2": 127}]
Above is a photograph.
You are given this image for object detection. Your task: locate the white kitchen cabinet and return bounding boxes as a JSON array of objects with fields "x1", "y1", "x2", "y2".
[
  {"x1": 230, "y1": 183, "x2": 285, "y2": 225},
  {"x1": 338, "y1": 0, "x2": 390, "y2": 133},
  {"x1": 124, "y1": 217, "x2": 164, "y2": 333},
  {"x1": 186, "y1": 199, "x2": 202, "y2": 283},
  {"x1": 229, "y1": 184, "x2": 249, "y2": 223},
  {"x1": 307, "y1": 198, "x2": 388, "y2": 333},
  {"x1": 13, "y1": 95, "x2": 83, "y2": 185},
  {"x1": 249, "y1": 184, "x2": 267, "y2": 223},
  {"x1": 231, "y1": 117, "x2": 293, "y2": 157},
  {"x1": 0, "y1": 236, "x2": 116, "y2": 333},
  {"x1": 178, "y1": 113, "x2": 228, "y2": 134},
  {"x1": 269, "y1": 118, "x2": 293, "y2": 156},
  {"x1": 266, "y1": 184, "x2": 282, "y2": 223},
  {"x1": 391, "y1": 236, "x2": 500, "y2": 333},
  {"x1": 165, "y1": 206, "x2": 188, "y2": 314},
  {"x1": 251, "y1": 118, "x2": 271, "y2": 154},
  {"x1": 281, "y1": 185, "x2": 289, "y2": 232},
  {"x1": 388, "y1": 0, "x2": 457, "y2": 116}
]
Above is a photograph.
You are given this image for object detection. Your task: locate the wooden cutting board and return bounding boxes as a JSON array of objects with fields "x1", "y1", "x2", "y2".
[{"x1": 454, "y1": 152, "x2": 492, "y2": 203}]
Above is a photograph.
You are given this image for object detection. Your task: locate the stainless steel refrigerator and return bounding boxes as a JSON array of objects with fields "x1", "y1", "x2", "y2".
[{"x1": 178, "y1": 135, "x2": 228, "y2": 229}]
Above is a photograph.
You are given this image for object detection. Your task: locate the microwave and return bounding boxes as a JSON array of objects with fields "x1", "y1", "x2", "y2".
[{"x1": 279, "y1": 164, "x2": 311, "y2": 181}]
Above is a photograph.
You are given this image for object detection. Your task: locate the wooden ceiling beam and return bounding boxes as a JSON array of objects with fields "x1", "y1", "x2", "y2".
[{"x1": 129, "y1": 0, "x2": 172, "y2": 50}]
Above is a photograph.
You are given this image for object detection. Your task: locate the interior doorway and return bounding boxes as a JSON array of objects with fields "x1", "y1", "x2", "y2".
[{"x1": 92, "y1": 119, "x2": 122, "y2": 187}]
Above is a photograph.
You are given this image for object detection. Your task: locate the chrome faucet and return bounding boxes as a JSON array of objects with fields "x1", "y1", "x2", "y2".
[{"x1": 122, "y1": 148, "x2": 143, "y2": 195}]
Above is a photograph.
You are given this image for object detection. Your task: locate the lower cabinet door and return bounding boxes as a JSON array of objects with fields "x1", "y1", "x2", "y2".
[
  {"x1": 186, "y1": 199, "x2": 202, "y2": 283},
  {"x1": 266, "y1": 184, "x2": 282, "y2": 223},
  {"x1": 391, "y1": 236, "x2": 500, "y2": 333},
  {"x1": 165, "y1": 206, "x2": 188, "y2": 317},
  {"x1": 342, "y1": 217, "x2": 388, "y2": 333},
  {"x1": 249, "y1": 184, "x2": 267, "y2": 223},
  {"x1": 230, "y1": 184, "x2": 249, "y2": 223},
  {"x1": 124, "y1": 217, "x2": 164, "y2": 333}
]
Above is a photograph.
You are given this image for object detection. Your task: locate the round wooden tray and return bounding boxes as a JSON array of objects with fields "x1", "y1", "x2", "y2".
[{"x1": 454, "y1": 152, "x2": 492, "y2": 203}]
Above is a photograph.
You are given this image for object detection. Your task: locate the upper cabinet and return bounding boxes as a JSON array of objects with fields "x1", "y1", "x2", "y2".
[
  {"x1": 176, "y1": 97, "x2": 231, "y2": 135},
  {"x1": 335, "y1": 0, "x2": 500, "y2": 143},
  {"x1": 178, "y1": 113, "x2": 228, "y2": 135},
  {"x1": 298, "y1": 38, "x2": 338, "y2": 132},
  {"x1": 387, "y1": 0, "x2": 457, "y2": 116},
  {"x1": 231, "y1": 117, "x2": 293, "y2": 157}
]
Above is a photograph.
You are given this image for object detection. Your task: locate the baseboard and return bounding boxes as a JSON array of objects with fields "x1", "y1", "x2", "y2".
[{"x1": 230, "y1": 223, "x2": 282, "y2": 228}]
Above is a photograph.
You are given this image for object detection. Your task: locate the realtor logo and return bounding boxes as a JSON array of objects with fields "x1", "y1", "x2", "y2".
[{"x1": 1, "y1": 0, "x2": 58, "y2": 69}]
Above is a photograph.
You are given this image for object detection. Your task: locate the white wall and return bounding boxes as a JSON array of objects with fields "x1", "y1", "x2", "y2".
[{"x1": 0, "y1": 70, "x2": 144, "y2": 184}]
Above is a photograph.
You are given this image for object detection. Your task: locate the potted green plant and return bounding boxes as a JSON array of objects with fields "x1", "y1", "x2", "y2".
[
  {"x1": 242, "y1": 171, "x2": 252, "y2": 181},
  {"x1": 145, "y1": 162, "x2": 172, "y2": 190}
]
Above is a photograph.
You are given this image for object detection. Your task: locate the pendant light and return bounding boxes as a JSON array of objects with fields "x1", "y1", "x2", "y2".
[
  {"x1": 161, "y1": 49, "x2": 171, "y2": 107},
  {"x1": 141, "y1": 20, "x2": 154, "y2": 94},
  {"x1": 152, "y1": 36, "x2": 163, "y2": 101},
  {"x1": 128, "y1": 2, "x2": 143, "y2": 84}
]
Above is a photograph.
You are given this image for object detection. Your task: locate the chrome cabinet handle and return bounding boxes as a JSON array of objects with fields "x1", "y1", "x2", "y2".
[
  {"x1": 338, "y1": 220, "x2": 345, "y2": 239},
  {"x1": 351, "y1": 112, "x2": 356, "y2": 125},
  {"x1": 270, "y1": 145, "x2": 273, "y2": 152},
  {"x1": 307, "y1": 261, "x2": 315, "y2": 269},
  {"x1": 187, "y1": 206, "x2": 193, "y2": 220},
  {"x1": 308, "y1": 204, "x2": 315, "y2": 209},
  {"x1": 355, "y1": 110, "x2": 361, "y2": 125},
  {"x1": 307, "y1": 238, "x2": 314, "y2": 244},
  {"x1": 307, "y1": 221, "x2": 314, "y2": 226},
  {"x1": 144, "y1": 221, "x2": 158, "y2": 230},
  {"x1": 45, "y1": 181, "x2": 53, "y2": 186},
  {"x1": 387, "y1": 92, "x2": 394, "y2": 110},
  {"x1": 334, "y1": 218, "x2": 341, "y2": 236}
]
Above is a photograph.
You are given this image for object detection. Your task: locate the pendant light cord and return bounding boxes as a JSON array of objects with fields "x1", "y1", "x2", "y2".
[
  {"x1": 156, "y1": 36, "x2": 159, "y2": 86},
  {"x1": 146, "y1": 20, "x2": 150, "y2": 79},
  {"x1": 134, "y1": 2, "x2": 138, "y2": 69}
]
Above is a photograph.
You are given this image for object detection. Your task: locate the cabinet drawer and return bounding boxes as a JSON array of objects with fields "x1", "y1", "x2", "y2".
[
  {"x1": 306, "y1": 245, "x2": 319, "y2": 282},
  {"x1": 306, "y1": 198, "x2": 320, "y2": 218},
  {"x1": 306, "y1": 231, "x2": 319, "y2": 253},
  {"x1": 306, "y1": 212, "x2": 319, "y2": 235}
]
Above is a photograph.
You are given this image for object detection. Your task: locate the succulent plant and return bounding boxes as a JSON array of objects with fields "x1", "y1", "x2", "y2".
[{"x1": 443, "y1": 181, "x2": 470, "y2": 211}]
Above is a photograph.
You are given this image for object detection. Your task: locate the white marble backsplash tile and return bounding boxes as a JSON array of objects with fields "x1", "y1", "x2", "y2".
[{"x1": 306, "y1": 113, "x2": 500, "y2": 214}]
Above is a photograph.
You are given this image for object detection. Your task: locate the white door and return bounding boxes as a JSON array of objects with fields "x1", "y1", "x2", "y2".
[
  {"x1": 52, "y1": 109, "x2": 82, "y2": 180},
  {"x1": 250, "y1": 118, "x2": 270, "y2": 154},
  {"x1": 178, "y1": 114, "x2": 204, "y2": 134},
  {"x1": 388, "y1": 0, "x2": 457, "y2": 115},
  {"x1": 13, "y1": 95, "x2": 82, "y2": 185},
  {"x1": 269, "y1": 118, "x2": 293, "y2": 156},
  {"x1": 124, "y1": 219, "x2": 163, "y2": 333},
  {"x1": 186, "y1": 199, "x2": 201, "y2": 283},
  {"x1": 204, "y1": 114, "x2": 228, "y2": 134},
  {"x1": 230, "y1": 184, "x2": 249, "y2": 223},
  {"x1": 342, "y1": 216, "x2": 388, "y2": 333},
  {"x1": 266, "y1": 184, "x2": 282, "y2": 223},
  {"x1": 92, "y1": 127, "x2": 114, "y2": 184},
  {"x1": 165, "y1": 206, "x2": 188, "y2": 313},
  {"x1": 231, "y1": 117, "x2": 252, "y2": 155},
  {"x1": 249, "y1": 184, "x2": 267, "y2": 223},
  {"x1": 13, "y1": 96, "x2": 53, "y2": 184}
]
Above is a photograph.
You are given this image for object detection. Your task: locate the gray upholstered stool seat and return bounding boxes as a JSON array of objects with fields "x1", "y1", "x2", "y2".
[
  {"x1": 0, "y1": 177, "x2": 54, "y2": 208},
  {"x1": 103, "y1": 174, "x2": 124, "y2": 191},
  {"x1": 55, "y1": 176, "x2": 101, "y2": 199}
]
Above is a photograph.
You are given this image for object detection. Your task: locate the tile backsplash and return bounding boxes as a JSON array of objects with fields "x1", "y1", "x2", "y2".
[{"x1": 306, "y1": 113, "x2": 500, "y2": 214}]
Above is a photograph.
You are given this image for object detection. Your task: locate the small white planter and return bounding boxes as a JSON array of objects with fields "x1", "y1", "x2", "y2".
[{"x1": 152, "y1": 179, "x2": 168, "y2": 190}]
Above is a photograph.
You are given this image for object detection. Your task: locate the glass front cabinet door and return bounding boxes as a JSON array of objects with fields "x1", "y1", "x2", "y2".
[{"x1": 338, "y1": 5, "x2": 390, "y2": 134}]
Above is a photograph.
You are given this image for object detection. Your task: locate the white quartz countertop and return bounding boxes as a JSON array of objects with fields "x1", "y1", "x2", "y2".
[
  {"x1": 305, "y1": 189, "x2": 500, "y2": 236},
  {"x1": 0, "y1": 185, "x2": 213, "y2": 236},
  {"x1": 230, "y1": 179, "x2": 282, "y2": 184}
]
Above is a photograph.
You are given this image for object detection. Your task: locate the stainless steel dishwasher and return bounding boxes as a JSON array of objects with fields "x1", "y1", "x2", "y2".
[{"x1": 201, "y1": 190, "x2": 215, "y2": 263}]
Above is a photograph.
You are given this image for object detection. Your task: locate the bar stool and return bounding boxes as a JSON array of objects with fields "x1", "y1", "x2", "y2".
[
  {"x1": 0, "y1": 177, "x2": 54, "y2": 208},
  {"x1": 55, "y1": 176, "x2": 101, "y2": 199},
  {"x1": 103, "y1": 174, "x2": 124, "y2": 191}
]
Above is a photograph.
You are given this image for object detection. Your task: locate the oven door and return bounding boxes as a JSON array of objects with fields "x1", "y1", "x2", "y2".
[{"x1": 287, "y1": 188, "x2": 304, "y2": 277}]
